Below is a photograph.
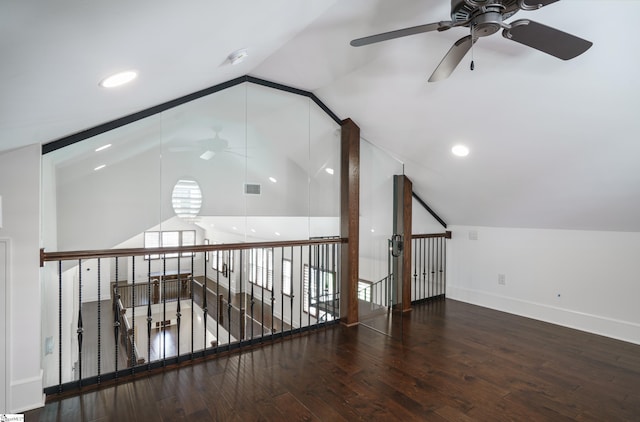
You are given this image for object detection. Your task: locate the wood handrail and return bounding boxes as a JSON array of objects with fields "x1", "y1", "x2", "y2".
[
  {"x1": 411, "y1": 231, "x2": 451, "y2": 240},
  {"x1": 40, "y1": 237, "x2": 347, "y2": 265}
]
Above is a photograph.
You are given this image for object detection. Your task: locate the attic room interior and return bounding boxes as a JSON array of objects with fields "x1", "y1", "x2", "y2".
[{"x1": 1, "y1": 0, "x2": 639, "y2": 420}]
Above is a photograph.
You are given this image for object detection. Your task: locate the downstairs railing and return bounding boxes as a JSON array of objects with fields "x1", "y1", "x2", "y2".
[
  {"x1": 40, "y1": 238, "x2": 344, "y2": 396},
  {"x1": 358, "y1": 274, "x2": 392, "y2": 307},
  {"x1": 411, "y1": 232, "x2": 451, "y2": 303}
]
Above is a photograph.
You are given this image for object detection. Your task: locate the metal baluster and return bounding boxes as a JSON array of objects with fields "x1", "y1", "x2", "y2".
[
  {"x1": 428, "y1": 238, "x2": 432, "y2": 298},
  {"x1": 435, "y1": 237, "x2": 439, "y2": 297},
  {"x1": 332, "y1": 243, "x2": 337, "y2": 321},
  {"x1": 215, "y1": 249, "x2": 219, "y2": 350},
  {"x1": 440, "y1": 236, "x2": 444, "y2": 296},
  {"x1": 261, "y1": 248, "x2": 265, "y2": 341},
  {"x1": 250, "y1": 249, "x2": 254, "y2": 340},
  {"x1": 280, "y1": 247, "x2": 284, "y2": 335},
  {"x1": 97, "y1": 258, "x2": 102, "y2": 384},
  {"x1": 203, "y1": 251, "x2": 208, "y2": 354},
  {"x1": 307, "y1": 245, "x2": 311, "y2": 328},
  {"x1": 433, "y1": 237, "x2": 438, "y2": 298},
  {"x1": 270, "y1": 247, "x2": 275, "y2": 336},
  {"x1": 227, "y1": 249, "x2": 231, "y2": 346},
  {"x1": 131, "y1": 257, "x2": 136, "y2": 374},
  {"x1": 237, "y1": 248, "x2": 243, "y2": 343},
  {"x1": 114, "y1": 257, "x2": 120, "y2": 379},
  {"x1": 77, "y1": 259, "x2": 83, "y2": 386},
  {"x1": 176, "y1": 252, "x2": 181, "y2": 359},
  {"x1": 289, "y1": 246, "x2": 294, "y2": 336},
  {"x1": 146, "y1": 258, "x2": 152, "y2": 370},
  {"x1": 238, "y1": 250, "x2": 242, "y2": 341},
  {"x1": 190, "y1": 253, "x2": 194, "y2": 359},
  {"x1": 163, "y1": 255, "x2": 167, "y2": 363},
  {"x1": 58, "y1": 261, "x2": 63, "y2": 394},
  {"x1": 322, "y1": 243, "x2": 327, "y2": 326},
  {"x1": 299, "y1": 246, "x2": 303, "y2": 330},
  {"x1": 412, "y1": 238, "x2": 417, "y2": 303},
  {"x1": 421, "y1": 238, "x2": 425, "y2": 300}
]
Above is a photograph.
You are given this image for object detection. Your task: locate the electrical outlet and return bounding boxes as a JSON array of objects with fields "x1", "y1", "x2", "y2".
[{"x1": 498, "y1": 274, "x2": 506, "y2": 285}]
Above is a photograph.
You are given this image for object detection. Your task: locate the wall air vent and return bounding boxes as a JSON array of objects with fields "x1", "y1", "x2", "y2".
[{"x1": 244, "y1": 183, "x2": 261, "y2": 195}]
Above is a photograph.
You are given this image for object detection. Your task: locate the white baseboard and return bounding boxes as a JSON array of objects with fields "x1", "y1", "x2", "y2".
[
  {"x1": 448, "y1": 286, "x2": 640, "y2": 345},
  {"x1": 9, "y1": 370, "x2": 44, "y2": 413}
]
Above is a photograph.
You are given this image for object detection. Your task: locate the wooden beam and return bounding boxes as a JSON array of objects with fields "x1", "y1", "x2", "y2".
[
  {"x1": 402, "y1": 175, "x2": 413, "y2": 312},
  {"x1": 340, "y1": 118, "x2": 360, "y2": 326}
]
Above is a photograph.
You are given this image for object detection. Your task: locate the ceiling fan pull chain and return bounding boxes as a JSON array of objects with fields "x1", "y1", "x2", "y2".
[{"x1": 470, "y1": 25, "x2": 475, "y2": 71}]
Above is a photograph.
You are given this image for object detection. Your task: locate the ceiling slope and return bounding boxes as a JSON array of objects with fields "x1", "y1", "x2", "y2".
[{"x1": 2, "y1": 0, "x2": 640, "y2": 231}]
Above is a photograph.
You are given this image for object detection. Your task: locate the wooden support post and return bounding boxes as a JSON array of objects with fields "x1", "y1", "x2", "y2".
[
  {"x1": 393, "y1": 175, "x2": 413, "y2": 312},
  {"x1": 340, "y1": 118, "x2": 360, "y2": 326}
]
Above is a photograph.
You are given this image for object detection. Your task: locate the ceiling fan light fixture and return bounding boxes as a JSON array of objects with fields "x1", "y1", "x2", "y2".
[
  {"x1": 200, "y1": 150, "x2": 215, "y2": 160},
  {"x1": 99, "y1": 70, "x2": 137, "y2": 88},
  {"x1": 452, "y1": 145, "x2": 470, "y2": 157}
]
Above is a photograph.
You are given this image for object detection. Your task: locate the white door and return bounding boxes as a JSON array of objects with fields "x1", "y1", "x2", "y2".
[{"x1": 0, "y1": 239, "x2": 8, "y2": 413}]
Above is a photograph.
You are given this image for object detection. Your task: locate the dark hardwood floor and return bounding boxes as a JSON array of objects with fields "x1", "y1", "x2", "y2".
[{"x1": 27, "y1": 299, "x2": 640, "y2": 421}]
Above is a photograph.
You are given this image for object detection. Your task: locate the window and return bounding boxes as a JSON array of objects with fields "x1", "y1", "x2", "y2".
[
  {"x1": 303, "y1": 265, "x2": 336, "y2": 320},
  {"x1": 144, "y1": 230, "x2": 196, "y2": 260},
  {"x1": 144, "y1": 231, "x2": 161, "y2": 260},
  {"x1": 250, "y1": 248, "x2": 273, "y2": 290},
  {"x1": 181, "y1": 230, "x2": 196, "y2": 257},
  {"x1": 282, "y1": 259, "x2": 292, "y2": 296},
  {"x1": 162, "y1": 231, "x2": 180, "y2": 258},
  {"x1": 211, "y1": 248, "x2": 233, "y2": 274},
  {"x1": 171, "y1": 179, "x2": 202, "y2": 220}
]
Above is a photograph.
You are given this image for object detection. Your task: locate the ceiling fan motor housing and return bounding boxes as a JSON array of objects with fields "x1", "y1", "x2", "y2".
[{"x1": 451, "y1": 0, "x2": 520, "y2": 28}]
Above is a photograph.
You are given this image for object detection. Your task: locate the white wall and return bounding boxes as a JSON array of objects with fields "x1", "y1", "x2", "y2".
[
  {"x1": 448, "y1": 225, "x2": 640, "y2": 345},
  {"x1": 0, "y1": 144, "x2": 44, "y2": 412},
  {"x1": 412, "y1": 197, "x2": 446, "y2": 234}
]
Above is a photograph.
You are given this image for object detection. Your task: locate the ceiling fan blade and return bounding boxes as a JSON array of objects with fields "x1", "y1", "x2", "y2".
[
  {"x1": 503, "y1": 19, "x2": 592, "y2": 60},
  {"x1": 428, "y1": 35, "x2": 475, "y2": 83},
  {"x1": 350, "y1": 21, "x2": 453, "y2": 47}
]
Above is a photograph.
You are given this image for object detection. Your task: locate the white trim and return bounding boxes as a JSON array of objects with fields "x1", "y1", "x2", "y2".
[
  {"x1": 1, "y1": 237, "x2": 10, "y2": 413},
  {"x1": 8, "y1": 370, "x2": 44, "y2": 413},
  {"x1": 448, "y1": 286, "x2": 640, "y2": 345}
]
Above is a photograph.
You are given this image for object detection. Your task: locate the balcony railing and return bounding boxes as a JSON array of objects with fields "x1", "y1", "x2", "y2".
[
  {"x1": 411, "y1": 232, "x2": 450, "y2": 303},
  {"x1": 40, "y1": 238, "x2": 344, "y2": 396}
]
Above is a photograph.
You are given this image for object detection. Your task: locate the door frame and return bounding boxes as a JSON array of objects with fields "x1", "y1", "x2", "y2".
[{"x1": 0, "y1": 237, "x2": 11, "y2": 413}]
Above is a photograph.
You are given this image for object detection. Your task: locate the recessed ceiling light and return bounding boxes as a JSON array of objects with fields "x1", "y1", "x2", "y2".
[
  {"x1": 269, "y1": 177, "x2": 277, "y2": 183},
  {"x1": 95, "y1": 144, "x2": 112, "y2": 152},
  {"x1": 275, "y1": 232, "x2": 281, "y2": 236},
  {"x1": 232, "y1": 226, "x2": 237, "y2": 231},
  {"x1": 251, "y1": 228, "x2": 256, "y2": 233},
  {"x1": 325, "y1": 167, "x2": 334, "y2": 175},
  {"x1": 370, "y1": 228, "x2": 375, "y2": 233},
  {"x1": 452, "y1": 145, "x2": 470, "y2": 157},
  {"x1": 99, "y1": 70, "x2": 137, "y2": 88},
  {"x1": 228, "y1": 49, "x2": 248, "y2": 65},
  {"x1": 94, "y1": 164, "x2": 106, "y2": 171}
]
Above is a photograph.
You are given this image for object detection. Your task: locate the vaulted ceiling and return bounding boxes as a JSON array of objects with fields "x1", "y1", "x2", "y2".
[{"x1": 2, "y1": 0, "x2": 639, "y2": 231}]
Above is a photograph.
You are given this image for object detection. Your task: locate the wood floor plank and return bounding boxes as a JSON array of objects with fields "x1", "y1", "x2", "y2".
[{"x1": 27, "y1": 299, "x2": 640, "y2": 421}]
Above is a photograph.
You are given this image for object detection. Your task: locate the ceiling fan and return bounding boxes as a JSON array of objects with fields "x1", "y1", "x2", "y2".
[
  {"x1": 350, "y1": 0, "x2": 593, "y2": 82},
  {"x1": 167, "y1": 127, "x2": 246, "y2": 160}
]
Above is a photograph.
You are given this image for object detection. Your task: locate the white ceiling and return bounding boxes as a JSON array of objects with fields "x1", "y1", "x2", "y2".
[{"x1": 2, "y1": 0, "x2": 640, "y2": 231}]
